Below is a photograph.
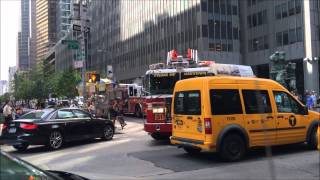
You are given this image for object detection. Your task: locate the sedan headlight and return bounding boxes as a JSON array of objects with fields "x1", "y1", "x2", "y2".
[{"x1": 152, "y1": 108, "x2": 165, "y2": 114}]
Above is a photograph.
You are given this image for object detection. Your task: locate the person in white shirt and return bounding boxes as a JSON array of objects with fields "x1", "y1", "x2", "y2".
[{"x1": 3, "y1": 100, "x2": 13, "y2": 123}]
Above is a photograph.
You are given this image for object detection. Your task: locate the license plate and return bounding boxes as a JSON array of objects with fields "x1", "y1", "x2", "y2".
[
  {"x1": 155, "y1": 114, "x2": 164, "y2": 121},
  {"x1": 8, "y1": 128, "x2": 16, "y2": 133}
]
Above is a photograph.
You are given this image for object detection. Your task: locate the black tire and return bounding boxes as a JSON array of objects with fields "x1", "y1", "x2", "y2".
[
  {"x1": 13, "y1": 143, "x2": 29, "y2": 152},
  {"x1": 48, "y1": 131, "x2": 64, "y2": 150},
  {"x1": 101, "y1": 125, "x2": 114, "y2": 141},
  {"x1": 183, "y1": 147, "x2": 201, "y2": 155},
  {"x1": 135, "y1": 105, "x2": 142, "y2": 118},
  {"x1": 307, "y1": 126, "x2": 318, "y2": 150},
  {"x1": 150, "y1": 133, "x2": 169, "y2": 140},
  {"x1": 219, "y1": 134, "x2": 246, "y2": 162}
]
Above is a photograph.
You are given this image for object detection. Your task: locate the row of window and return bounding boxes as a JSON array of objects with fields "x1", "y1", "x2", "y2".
[
  {"x1": 209, "y1": 43, "x2": 233, "y2": 52},
  {"x1": 276, "y1": 27, "x2": 303, "y2": 47},
  {"x1": 203, "y1": 20, "x2": 239, "y2": 40},
  {"x1": 247, "y1": 10, "x2": 267, "y2": 28},
  {"x1": 174, "y1": 89, "x2": 303, "y2": 115},
  {"x1": 275, "y1": 0, "x2": 301, "y2": 20},
  {"x1": 248, "y1": 35, "x2": 268, "y2": 52},
  {"x1": 202, "y1": 0, "x2": 238, "y2": 16},
  {"x1": 247, "y1": 0, "x2": 265, "y2": 7}
]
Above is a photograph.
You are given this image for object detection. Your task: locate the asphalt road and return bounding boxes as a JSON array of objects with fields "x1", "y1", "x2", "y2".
[{"x1": 1, "y1": 117, "x2": 319, "y2": 180}]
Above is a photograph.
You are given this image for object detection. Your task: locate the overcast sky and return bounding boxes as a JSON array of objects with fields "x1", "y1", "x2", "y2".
[{"x1": 0, "y1": 0, "x2": 20, "y2": 81}]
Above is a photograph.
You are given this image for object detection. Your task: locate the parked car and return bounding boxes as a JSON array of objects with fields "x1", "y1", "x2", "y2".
[
  {"x1": 0, "y1": 108, "x2": 114, "y2": 151},
  {"x1": 0, "y1": 151, "x2": 89, "y2": 180}
]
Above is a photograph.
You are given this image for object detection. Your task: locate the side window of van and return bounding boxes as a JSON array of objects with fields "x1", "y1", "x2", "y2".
[
  {"x1": 242, "y1": 90, "x2": 272, "y2": 114},
  {"x1": 210, "y1": 89, "x2": 243, "y2": 115},
  {"x1": 174, "y1": 91, "x2": 201, "y2": 115},
  {"x1": 273, "y1": 91, "x2": 301, "y2": 113}
]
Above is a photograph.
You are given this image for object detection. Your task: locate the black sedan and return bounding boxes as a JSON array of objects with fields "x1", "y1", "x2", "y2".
[
  {"x1": 0, "y1": 108, "x2": 114, "y2": 151},
  {"x1": 1, "y1": 151, "x2": 89, "y2": 180}
]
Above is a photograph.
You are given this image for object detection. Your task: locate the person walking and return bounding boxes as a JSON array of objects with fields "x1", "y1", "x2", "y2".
[
  {"x1": 3, "y1": 100, "x2": 13, "y2": 123},
  {"x1": 111, "y1": 99, "x2": 127, "y2": 129}
]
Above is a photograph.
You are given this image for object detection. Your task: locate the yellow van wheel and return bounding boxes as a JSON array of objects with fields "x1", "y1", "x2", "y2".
[
  {"x1": 307, "y1": 126, "x2": 318, "y2": 150},
  {"x1": 219, "y1": 134, "x2": 246, "y2": 162},
  {"x1": 183, "y1": 147, "x2": 201, "y2": 155}
]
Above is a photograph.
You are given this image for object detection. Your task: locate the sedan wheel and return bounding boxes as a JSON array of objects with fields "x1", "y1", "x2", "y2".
[
  {"x1": 101, "y1": 125, "x2": 114, "y2": 141},
  {"x1": 48, "y1": 131, "x2": 63, "y2": 150}
]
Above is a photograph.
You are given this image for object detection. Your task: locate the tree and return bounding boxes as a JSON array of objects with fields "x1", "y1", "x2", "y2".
[{"x1": 56, "y1": 68, "x2": 81, "y2": 99}]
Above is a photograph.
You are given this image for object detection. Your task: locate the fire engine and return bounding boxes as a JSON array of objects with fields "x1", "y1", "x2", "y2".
[
  {"x1": 143, "y1": 49, "x2": 255, "y2": 140},
  {"x1": 107, "y1": 83, "x2": 144, "y2": 117}
]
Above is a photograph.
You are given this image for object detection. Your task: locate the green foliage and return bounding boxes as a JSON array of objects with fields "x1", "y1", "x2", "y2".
[{"x1": 12, "y1": 64, "x2": 81, "y2": 101}]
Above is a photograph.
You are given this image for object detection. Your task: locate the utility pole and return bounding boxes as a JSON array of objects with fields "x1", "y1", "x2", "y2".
[{"x1": 80, "y1": 0, "x2": 87, "y2": 102}]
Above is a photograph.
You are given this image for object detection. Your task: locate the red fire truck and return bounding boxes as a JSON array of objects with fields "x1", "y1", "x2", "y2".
[
  {"x1": 143, "y1": 49, "x2": 255, "y2": 140},
  {"x1": 108, "y1": 83, "x2": 144, "y2": 117}
]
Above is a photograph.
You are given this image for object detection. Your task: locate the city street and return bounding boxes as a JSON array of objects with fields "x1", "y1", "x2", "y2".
[{"x1": 1, "y1": 117, "x2": 319, "y2": 180}]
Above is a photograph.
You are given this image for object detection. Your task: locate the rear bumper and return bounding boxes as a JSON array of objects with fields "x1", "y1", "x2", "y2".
[
  {"x1": 170, "y1": 136, "x2": 216, "y2": 152},
  {"x1": 144, "y1": 123, "x2": 172, "y2": 134},
  {"x1": 0, "y1": 133, "x2": 45, "y2": 146}
]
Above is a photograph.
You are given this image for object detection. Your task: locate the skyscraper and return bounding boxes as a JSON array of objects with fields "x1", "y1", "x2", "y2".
[
  {"x1": 56, "y1": 0, "x2": 72, "y2": 39},
  {"x1": 29, "y1": 0, "x2": 37, "y2": 69},
  {"x1": 17, "y1": 0, "x2": 30, "y2": 71},
  {"x1": 36, "y1": 0, "x2": 57, "y2": 62}
]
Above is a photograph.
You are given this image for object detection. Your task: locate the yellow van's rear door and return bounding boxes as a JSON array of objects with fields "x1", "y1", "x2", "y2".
[{"x1": 172, "y1": 90, "x2": 204, "y2": 143}]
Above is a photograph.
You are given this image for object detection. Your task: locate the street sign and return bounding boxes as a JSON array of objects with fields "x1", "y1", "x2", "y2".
[
  {"x1": 61, "y1": 40, "x2": 80, "y2": 50},
  {"x1": 107, "y1": 65, "x2": 113, "y2": 79},
  {"x1": 74, "y1": 61, "x2": 84, "y2": 69},
  {"x1": 73, "y1": 24, "x2": 81, "y2": 32}
]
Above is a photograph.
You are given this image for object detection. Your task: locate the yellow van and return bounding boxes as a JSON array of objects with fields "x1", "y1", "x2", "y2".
[{"x1": 171, "y1": 76, "x2": 320, "y2": 161}]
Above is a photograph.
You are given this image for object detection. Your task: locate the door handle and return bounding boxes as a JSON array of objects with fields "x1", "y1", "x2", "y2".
[
  {"x1": 187, "y1": 116, "x2": 193, "y2": 120},
  {"x1": 266, "y1": 116, "x2": 273, "y2": 119},
  {"x1": 277, "y1": 115, "x2": 284, "y2": 118}
]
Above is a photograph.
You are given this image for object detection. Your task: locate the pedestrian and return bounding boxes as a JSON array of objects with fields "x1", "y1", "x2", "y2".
[
  {"x1": 306, "y1": 91, "x2": 314, "y2": 109},
  {"x1": 88, "y1": 101, "x2": 96, "y2": 114},
  {"x1": 3, "y1": 100, "x2": 14, "y2": 123},
  {"x1": 111, "y1": 99, "x2": 126, "y2": 129}
]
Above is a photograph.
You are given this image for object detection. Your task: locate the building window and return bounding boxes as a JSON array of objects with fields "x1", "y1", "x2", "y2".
[
  {"x1": 289, "y1": 28, "x2": 296, "y2": 44},
  {"x1": 248, "y1": 10, "x2": 267, "y2": 28},
  {"x1": 202, "y1": 25, "x2": 208, "y2": 37},
  {"x1": 281, "y1": 3, "x2": 288, "y2": 18},
  {"x1": 276, "y1": 27, "x2": 302, "y2": 47},
  {"x1": 275, "y1": 1, "x2": 301, "y2": 20},
  {"x1": 201, "y1": 0, "x2": 207, "y2": 12},
  {"x1": 248, "y1": 35, "x2": 269, "y2": 52}
]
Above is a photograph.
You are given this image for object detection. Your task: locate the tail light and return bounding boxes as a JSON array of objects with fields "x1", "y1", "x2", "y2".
[
  {"x1": 204, "y1": 118, "x2": 212, "y2": 134},
  {"x1": 20, "y1": 123, "x2": 38, "y2": 130}
]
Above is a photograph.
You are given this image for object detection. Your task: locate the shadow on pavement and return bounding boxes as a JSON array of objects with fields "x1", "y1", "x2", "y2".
[
  {"x1": 7, "y1": 139, "x2": 108, "y2": 155},
  {"x1": 129, "y1": 143, "x2": 313, "y2": 172}
]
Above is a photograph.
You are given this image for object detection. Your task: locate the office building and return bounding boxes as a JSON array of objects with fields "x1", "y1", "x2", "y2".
[
  {"x1": 240, "y1": 0, "x2": 320, "y2": 95},
  {"x1": 0, "y1": 80, "x2": 8, "y2": 96},
  {"x1": 89, "y1": 0, "x2": 241, "y2": 81},
  {"x1": 89, "y1": 0, "x2": 319, "y2": 93},
  {"x1": 56, "y1": 0, "x2": 72, "y2": 39},
  {"x1": 36, "y1": 0, "x2": 57, "y2": 62},
  {"x1": 29, "y1": 0, "x2": 37, "y2": 69},
  {"x1": 8, "y1": 66, "x2": 17, "y2": 93},
  {"x1": 17, "y1": 0, "x2": 30, "y2": 71}
]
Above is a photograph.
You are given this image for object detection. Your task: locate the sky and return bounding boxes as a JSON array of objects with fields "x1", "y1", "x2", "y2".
[{"x1": 0, "y1": 0, "x2": 20, "y2": 81}]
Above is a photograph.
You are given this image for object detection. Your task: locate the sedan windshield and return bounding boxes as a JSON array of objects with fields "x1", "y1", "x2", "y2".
[{"x1": 19, "y1": 109, "x2": 54, "y2": 120}]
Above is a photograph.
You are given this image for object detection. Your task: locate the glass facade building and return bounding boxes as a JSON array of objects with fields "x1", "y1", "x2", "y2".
[
  {"x1": 56, "y1": 0, "x2": 72, "y2": 39},
  {"x1": 36, "y1": 0, "x2": 57, "y2": 62},
  {"x1": 18, "y1": 0, "x2": 30, "y2": 71},
  {"x1": 89, "y1": 0, "x2": 241, "y2": 81}
]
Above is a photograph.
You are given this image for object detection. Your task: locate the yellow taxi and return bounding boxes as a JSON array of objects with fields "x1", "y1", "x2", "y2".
[{"x1": 170, "y1": 76, "x2": 320, "y2": 161}]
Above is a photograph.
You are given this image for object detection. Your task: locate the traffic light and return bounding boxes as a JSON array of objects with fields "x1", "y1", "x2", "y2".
[{"x1": 90, "y1": 73, "x2": 100, "y2": 83}]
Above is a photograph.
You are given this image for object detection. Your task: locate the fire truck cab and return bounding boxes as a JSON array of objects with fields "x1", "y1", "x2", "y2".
[{"x1": 143, "y1": 49, "x2": 255, "y2": 140}]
